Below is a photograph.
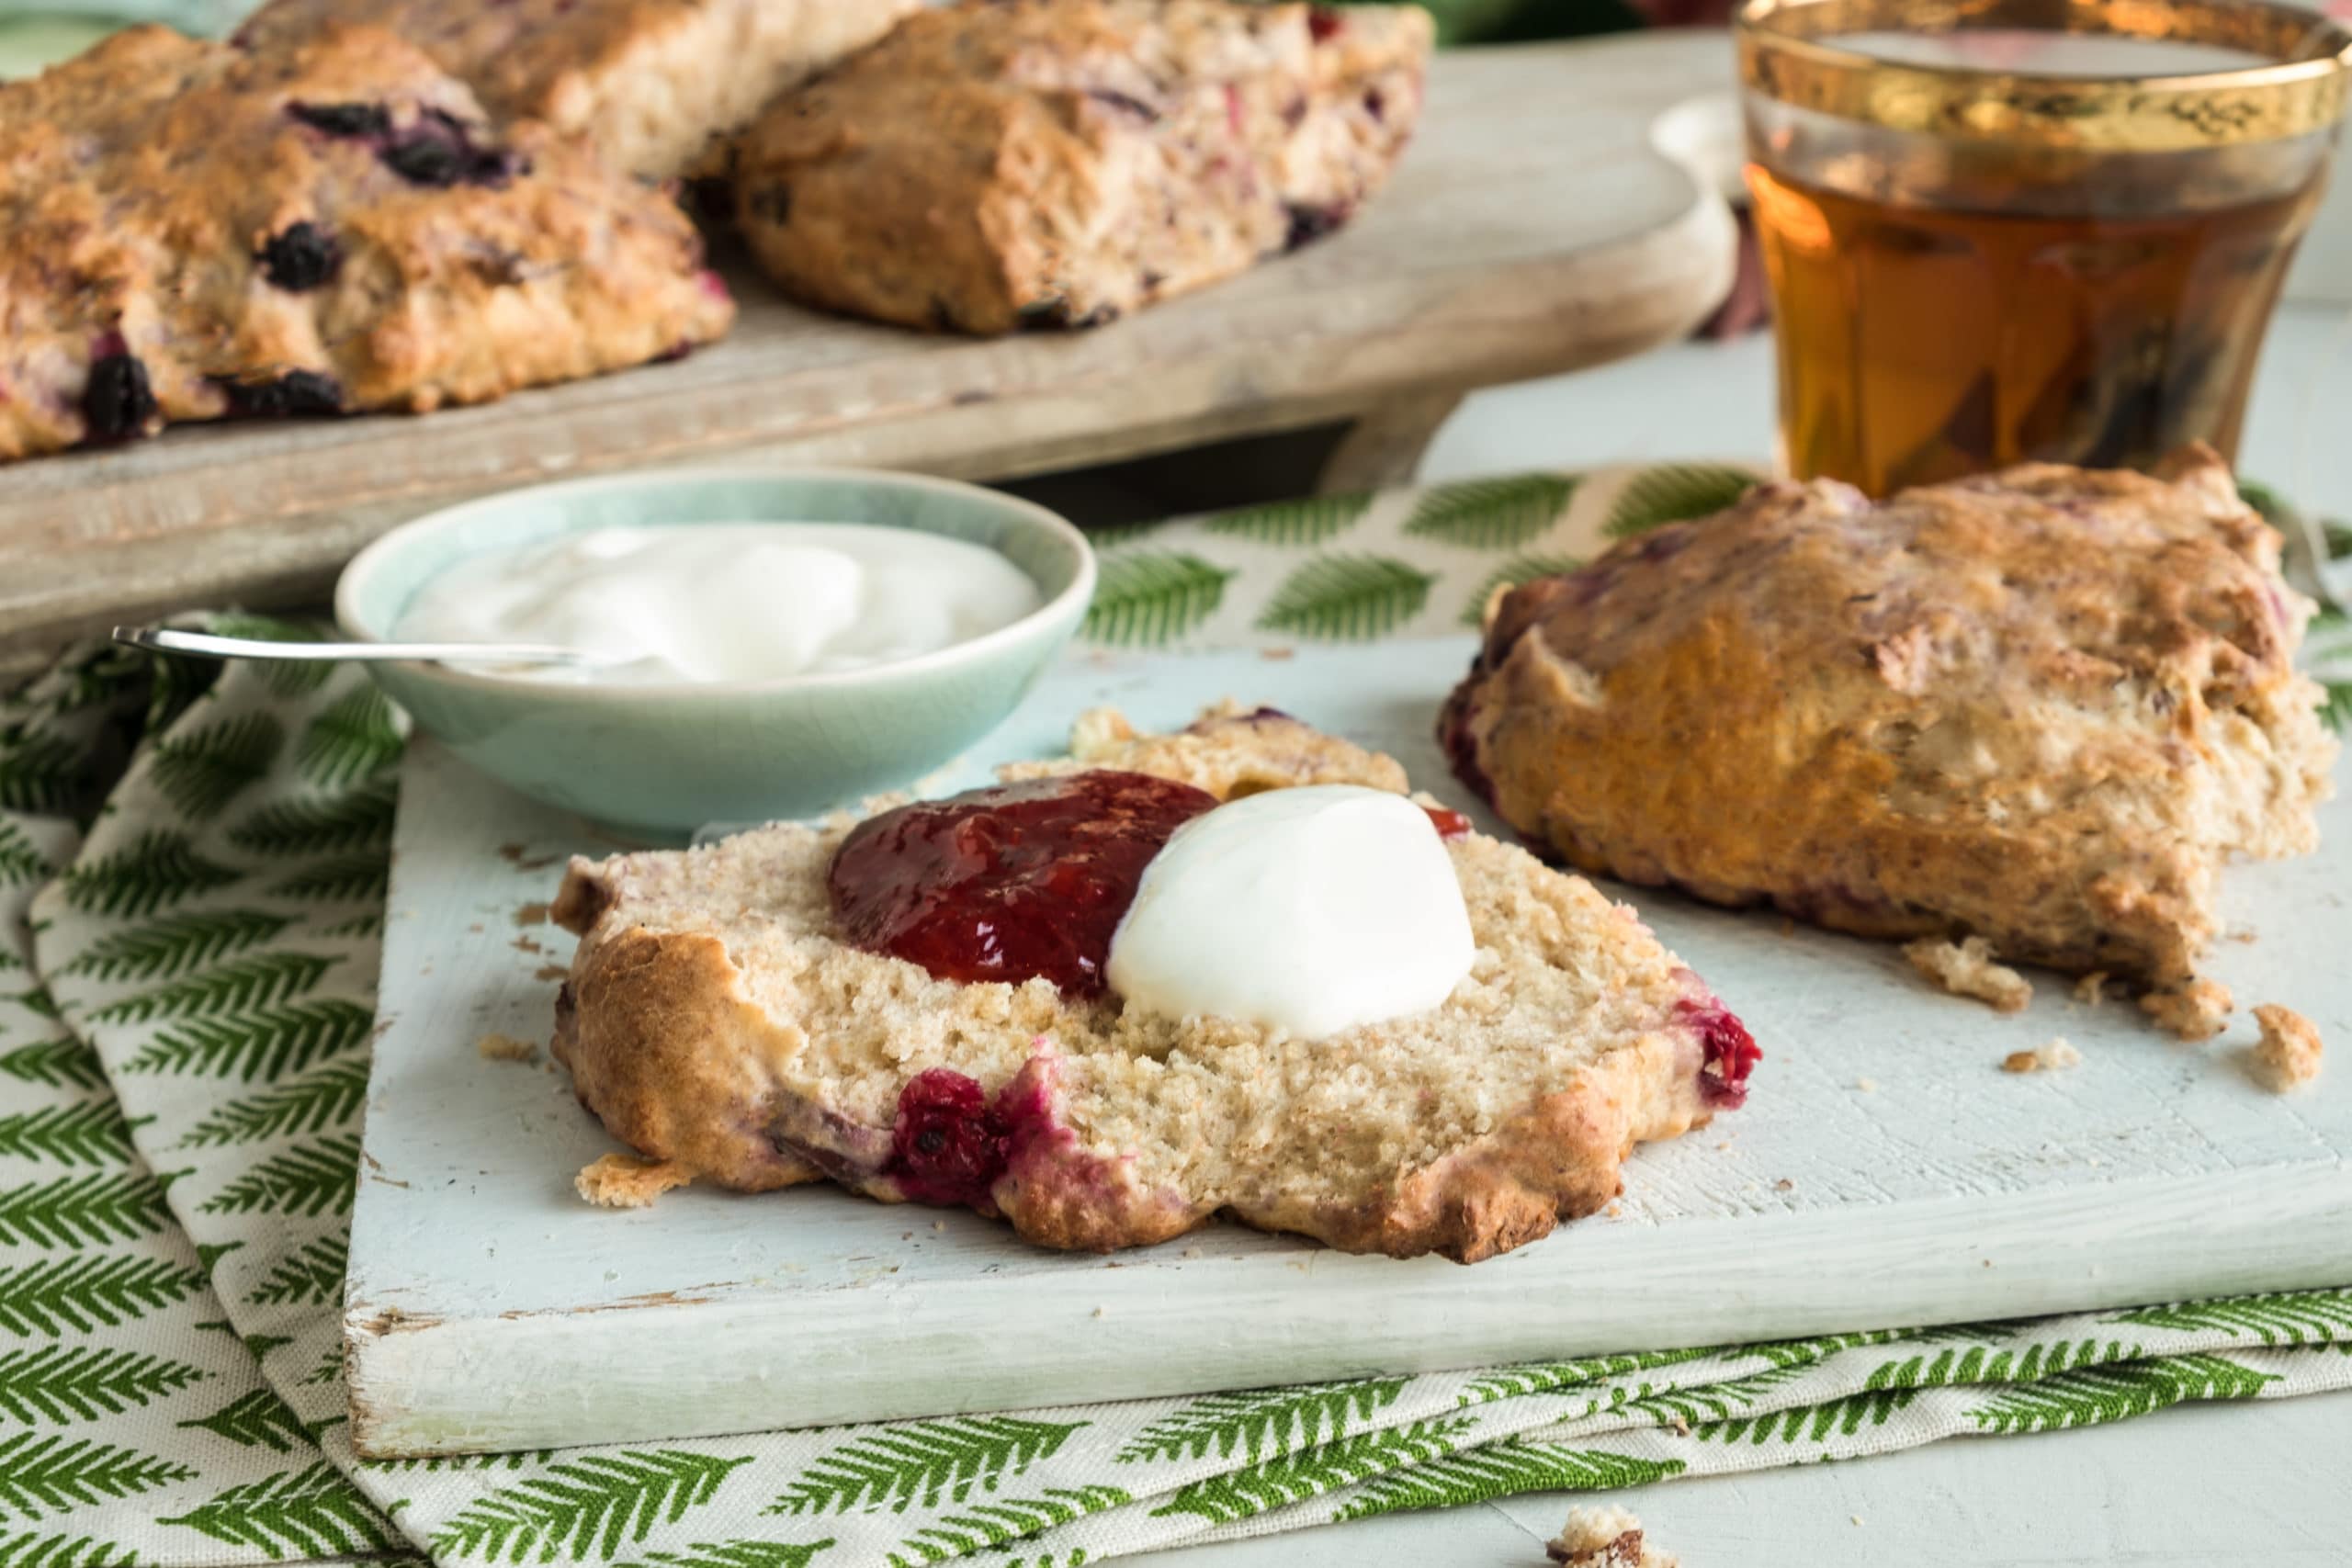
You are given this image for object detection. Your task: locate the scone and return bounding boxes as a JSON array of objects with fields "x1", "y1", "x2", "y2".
[
  {"x1": 237, "y1": 0, "x2": 916, "y2": 178},
  {"x1": 549, "y1": 705, "x2": 1758, "y2": 1263},
  {"x1": 1441, "y1": 448, "x2": 2338, "y2": 1033},
  {"x1": 0, "y1": 25, "x2": 732, "y2": 462},
  {"x1": 730, "y1": 0, "x2": 1432, "y2": 333}
]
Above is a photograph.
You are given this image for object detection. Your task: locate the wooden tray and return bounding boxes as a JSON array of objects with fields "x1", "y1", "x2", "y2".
[
  {"x1": 345, "y1": 637, "x2": 2352, "y2": 1458},
  {"x1": 0, "y1": 33, "x2": 1737, "y2": 675}
]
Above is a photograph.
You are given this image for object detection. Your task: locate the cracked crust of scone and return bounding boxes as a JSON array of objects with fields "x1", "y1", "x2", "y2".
[
  {"x1": 548, "y1": 704, "x2": 1741, "y2": 1262},
  {"x1": 730, "y1": 0, "x2": 1431, "y2": 333},
  {"x1": 1442, "y1": 447, "x2": 2337, "y2": 1030},
  {"x1": 0, "y1": 24, "x2": 732, "y2": 462},
  {"x1": 238, "y1": 0, "x2": 915, "y2": 178}
]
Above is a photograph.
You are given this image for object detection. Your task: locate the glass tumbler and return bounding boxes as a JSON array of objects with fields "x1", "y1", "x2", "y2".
[{"x1": 1738, "y1": 0, "x2": 2352, "y2": 495}]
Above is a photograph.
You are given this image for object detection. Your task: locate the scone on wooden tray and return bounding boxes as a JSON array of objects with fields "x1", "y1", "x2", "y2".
[
  {"x1": 237, "y1": 0, "x2": 916, "y2": 178},
  {"x1": 0, "y1": 25, "x2": 733, "y2": 462},
  {"x1": 1441, "y1": 447, "x2": 2339, "y2": 1038},
  {"x1": 549, "y1": 705, "x2": 1758, "y2": 1263},
  {"x1": 730, "y1": 0, "x2": 1434, "y2": 334}
]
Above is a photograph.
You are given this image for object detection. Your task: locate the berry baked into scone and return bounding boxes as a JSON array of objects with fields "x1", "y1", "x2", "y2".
[
  {"x1": 0, "y1": 25, "x2": 732, "y2": 462},
  {"x1": 730, "y1": 0, "x2": 1432, "y2": 333},
  {"x1": 549, "y1": 705, "x2": 1758, "y2": 1262},
  {"x1": 1441, "y1": 447, "x2": 2339, "y2": 1039},
  {"x1": 237, "y1": 0, "x2": 916, "y2": 178}
]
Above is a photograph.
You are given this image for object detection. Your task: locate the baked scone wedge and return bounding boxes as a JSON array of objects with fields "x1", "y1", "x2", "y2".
[
  {"x1": 0, "y1": 24, "x2": 733, "y2": 462},
  {"x1": 550, "y1": 705, "x2": 1758, "y2": 1262},
  {"x1": 1441, "y1": 448, "x2": 2339, "y2": 1036},
  {"x1": 237, "y1": 0, "x2": 916, "y2": 179},
  {"x1": 730, "y1": 0, "x2": 1433, "y2": 333}
]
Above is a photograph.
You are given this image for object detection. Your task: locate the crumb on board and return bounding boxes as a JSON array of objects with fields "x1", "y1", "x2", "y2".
[
  {"x1": 1904, "y1": 935, "x2": 2032, "y2": 1013},
  {"x1": 1855, "y1": 1077, "x2": 1878, "y2": 1093},
  {"x1": 2002, "y1": 1038, "x2": 2082, "y2": 1075},
  {"x1": 1091, "y1": 1305, "x2": 1106, "y2": 1318},
  {"x1": 2074, "y1": 971, "x2": 2109, "y2": 1008},
  {"x1": 2141, "y1": 977, "x2": 2233, "y2": 1042},
  {"x1": 1778, "y1": 918, "x2": 1796, "y2": 940},
  {"x1": 575, "y1": 1153, "x2": 692, "y2": 1208},
  {"x1": 514, "y1": 901, "x2": 551, "y2": 928},
  {"x1": 1548, "y1": 1505, "x2": 1675, "y2": 1567},
  {"x1": 932, "y1": 1219, "x2": 947, "y2": 1233},
  {"x1": 476, "y1": 1032, "x2": 537, "y2": 1064},
  {"x1": 2249, "y1": 1004, "x2": 2324, "y2": 1093},
  {"x1": 535, "y1": 964, "x2": 569, "y2": 983},
  {"x1": 1774, "y1": 1178, "x2": 1794, "y2": 1191}
]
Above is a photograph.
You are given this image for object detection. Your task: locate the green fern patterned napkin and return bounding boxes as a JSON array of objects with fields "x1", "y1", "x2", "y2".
[{"x1": 3, "y1": 464, "x2": 2351, "y2": 1568}]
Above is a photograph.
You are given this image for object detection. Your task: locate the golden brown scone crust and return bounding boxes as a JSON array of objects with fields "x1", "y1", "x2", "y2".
[
  {"x1": 730, "y1": 0, "x2": 1432, "y2": 334},
  {"x1": 1442, "y1": 448, "x2": 2338, "y2": 1014},
  {"x1": 0, "y1": 24, "x2": 732, "y2": 462},
  {"x1": 549, "y1": 705, "x2": 1754, "y2": 1262},
  {"x1": 238, "y1": 0, "x2": 914, "y2": 178}
]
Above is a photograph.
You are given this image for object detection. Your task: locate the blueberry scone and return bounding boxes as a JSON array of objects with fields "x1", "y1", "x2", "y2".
[
  {"x1": 730, "y1": 0, "x2": 1433, "y2": 334},
  {"x1": 237, "y1": 0, "x2": 916, "y2": 178},
  {"x1": 1441, "y1": 448, "x2": 2339, "y2": 1038},
  {"x1": 550, "y1": 705, "x2": 1758, "y2": 1262},
  {"x1": 0, "y1": 25, "x2": 733, "y2": 462}
]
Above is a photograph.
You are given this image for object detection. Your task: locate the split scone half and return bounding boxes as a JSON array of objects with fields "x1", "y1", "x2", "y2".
[
  {"x1": 550, "y1": 705, "x2": 1758, "y2": 1263},
  {"x1": 0, "y1": 25, "x2": 733, "y2": 461},
  {"x1": 730, "y1": 0, "x2": 1433, "y2": 333},
  {"x1": 238, "y1": 0, "x2": 917, "y2": 179},
  {"x1": 1442, "y1": 447, "x2": 2339, "y2": 1038}
]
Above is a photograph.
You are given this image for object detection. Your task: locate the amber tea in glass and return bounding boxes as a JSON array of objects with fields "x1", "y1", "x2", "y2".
[{"x1": 1738, "y1": 0, "x2": 2352, "y2": 495}]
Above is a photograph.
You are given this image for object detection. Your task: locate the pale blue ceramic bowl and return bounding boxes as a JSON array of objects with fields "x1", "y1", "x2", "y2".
[{"x1": 334, "y1": 467, "x2": 1094, "y2": 838}]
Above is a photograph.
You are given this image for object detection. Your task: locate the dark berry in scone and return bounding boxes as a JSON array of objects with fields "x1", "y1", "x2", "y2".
[
  {"x1": 1441, "y1": 447, "x2": 2339, "y2": 1037},
  {"x1": 730, "y1": 0, "x2": 1433, "y2": 335},
  {"x1": 236, "y1": 0, "x2": 916, "y2": 179},
  {"x1": 0, "y1": 24, "x2": 734, "y2": 463}
]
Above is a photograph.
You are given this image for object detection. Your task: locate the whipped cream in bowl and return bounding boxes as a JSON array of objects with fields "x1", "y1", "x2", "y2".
[{"x1": 334, "y1": 466, "x2": 1094, "y2": 836}]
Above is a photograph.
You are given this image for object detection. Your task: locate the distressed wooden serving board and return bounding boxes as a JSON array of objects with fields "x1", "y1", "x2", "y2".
[
  {"x1": 0, "y1": 32, "x2": 1736, "y2": 675},
  {"x1": 345, "y1": 637, "x2": 2352, "y2": 1459}
]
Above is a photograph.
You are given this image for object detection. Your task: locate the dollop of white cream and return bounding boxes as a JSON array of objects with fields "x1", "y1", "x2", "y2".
[
  {"x1": 1105, "y1": 785, "x2": 1476, "y2": 1040},
  {"x1": 392, "y1": 523, "x2": 1043, "y2": 683}
]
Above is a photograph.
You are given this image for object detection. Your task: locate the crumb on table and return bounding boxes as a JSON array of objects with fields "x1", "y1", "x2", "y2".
[
  {"x1": 476, "y1": 1032, "x2": 538, "y2": 1063},
  {"x1": 1904, "y1": 935, "x2": 2032, "y2": 1013},
  {"x1": 2002, "y1": 1038, "x2": 2081, "y2": 1075},
  {"x1": 2249, "y1": 1004, "x2": 2324, "y2": 1093},
  {"x1": 2074, "y1": 971, "x2": 2109, "y2": 1007},
  {"x1": 575, "y1": 1153, "x2": 693, "y2": 1208},
  {"x1": 2141, "y1": 977, "x2": 2233, "y2": 1042},
  {"x1": 1548, "y1": 1504, "x2": 1674, "y2": 1566}
]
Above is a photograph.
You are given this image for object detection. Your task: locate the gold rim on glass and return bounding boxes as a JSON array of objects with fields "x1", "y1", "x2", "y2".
[{"x1": 1737, "y1": 0, "x2": 2352, "y2": 151}]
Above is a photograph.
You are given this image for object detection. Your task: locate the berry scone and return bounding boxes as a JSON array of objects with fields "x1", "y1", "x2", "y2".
[
  {"x1": 1441, "y1": 447, "x2": 2339, "y2": 1039},
  {"x1": 0, "y1": 25, "x2": 733, "y2": 462},
  {"x1": 729, "y1": 0, "x2": 1432, "y2": 333},
  {"x1": 549, "y1": 705, "x2": 1758, "y2": 1262},
  {"x1": 237, "y1": 0, "x2": 916, "y2": 178}
]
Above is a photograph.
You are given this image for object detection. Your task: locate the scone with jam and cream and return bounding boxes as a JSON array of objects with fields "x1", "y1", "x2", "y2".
[
  {"x1": 1441, "y1": 447, "x2": 2338, "y2": 1039},
  {"x1": 549, "y1": 705, "x2": 1758, "y2": 1263},
  {"x1": 0, "y1": 24, "x2": 732, "y2": 462},
  {"x1": 730, "y1": 0, "x2": 1432, "y2": 333}
]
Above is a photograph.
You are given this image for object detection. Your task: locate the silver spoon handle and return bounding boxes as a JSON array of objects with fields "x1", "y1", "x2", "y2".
[{"x1": 112, "y1": 626, "x2": 604, "y2": 666}]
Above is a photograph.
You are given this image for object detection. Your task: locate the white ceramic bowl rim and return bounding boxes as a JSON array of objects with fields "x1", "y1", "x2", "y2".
[{"x1": 333, "y1": 464, "x2": 1097, "y2": 702}]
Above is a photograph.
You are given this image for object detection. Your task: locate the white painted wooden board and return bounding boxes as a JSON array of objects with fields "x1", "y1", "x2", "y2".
[{"x1": 345, "y1": 637, "x2": 2352, "y2": 1458}]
